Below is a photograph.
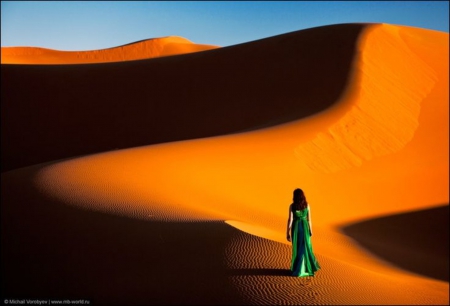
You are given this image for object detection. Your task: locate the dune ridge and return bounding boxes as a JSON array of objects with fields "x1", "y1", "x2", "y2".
[
  {"x1": 1, "y1": 23, "x2": 365, "y2": 172},
  {"x1": 1, "y1": 23, "x2": 448, "y2": 305},
  {"x1": 295, "y1": 24, "x2": 438, "y2": 173},
  {"x1": 1, "y1": 36, "x2": 219, "y2": 64}
]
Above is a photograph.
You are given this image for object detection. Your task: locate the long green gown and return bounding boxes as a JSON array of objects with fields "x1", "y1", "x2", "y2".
[{"x1": 290, "y1": 207, "x2": 321, "y2": 277}]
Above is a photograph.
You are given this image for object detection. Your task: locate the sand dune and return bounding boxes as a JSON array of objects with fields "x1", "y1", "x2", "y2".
[
  {"x1": 1, "y1": 36, "x2": 219, "y2": 64},
  {"x1": 1, "y1": 23, "x2": 448, "y2": 305},
  {"x1": 1, "y1": 23, "x2": 364, "y2": 172}
]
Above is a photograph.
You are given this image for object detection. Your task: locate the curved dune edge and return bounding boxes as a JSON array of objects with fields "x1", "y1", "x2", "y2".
[
  {"x1": 29, "y1": 23, "x2": 449, "y2": 228},
  {"x1": 225, "y1": 220, "x2": 285, "y2": 244},
  {"x1": 2, "y1": 23, "x2": 449, "y2": 305},
  {"x1": 1, "y1": 36, "x2": 219, "y2": 64},
  {"x1": 295, "y1": 24, "x2": 437, "y2": 173},
  {"x1": 1, "y1": 23, "x2": 364, "y2": 172}
]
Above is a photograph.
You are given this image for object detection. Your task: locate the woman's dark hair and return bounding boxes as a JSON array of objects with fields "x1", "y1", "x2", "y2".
[{"x1": 293, "y1": 188, "x2": 308, "y2": 211}]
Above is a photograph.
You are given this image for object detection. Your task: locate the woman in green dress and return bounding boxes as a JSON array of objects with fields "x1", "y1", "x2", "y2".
[{"x1": 286, "y1": 188, "x2": 320, "y2": 277}]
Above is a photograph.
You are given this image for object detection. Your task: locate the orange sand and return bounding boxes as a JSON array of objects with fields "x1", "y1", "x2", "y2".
[
  {"x1": 1, "y1": 23, "x2": 448, "y2": 305},
  {"x1": 1, "y1": 36, "x2": 219, "y2": 64}
]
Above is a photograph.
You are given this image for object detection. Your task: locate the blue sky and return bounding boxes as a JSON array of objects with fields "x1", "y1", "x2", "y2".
[{"x1": 1, "y1": 1, "x2": 449, "y2": 51}]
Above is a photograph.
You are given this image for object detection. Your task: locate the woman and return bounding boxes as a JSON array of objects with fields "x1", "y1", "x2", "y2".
[{"x1": 286, "y1": 188, "x2": 320, "y2": 277}]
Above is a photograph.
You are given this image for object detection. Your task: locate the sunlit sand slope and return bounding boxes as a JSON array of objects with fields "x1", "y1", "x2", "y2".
[
  {"x1": 1, "y1": 24, "x2": 364, "y2": 172},
  {"x1": 1, "y1": 36, "x2": 219, "y2": 64},
  {"x1": 1, "y1": 24, "x2": 448, "y2": 305}
]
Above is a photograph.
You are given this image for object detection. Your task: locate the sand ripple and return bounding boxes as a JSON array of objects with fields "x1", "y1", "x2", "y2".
[{"x1": 224, "y1": 226, "x2": 448, "y2": 305}]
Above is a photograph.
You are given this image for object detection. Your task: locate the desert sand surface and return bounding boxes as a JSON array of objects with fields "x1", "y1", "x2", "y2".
[
  {"x1": 1, "y1": 23, "x2": 448, "y2": 305},
  {"x1": 1, "y1": 36, "x2": 218, "y2": 64}
]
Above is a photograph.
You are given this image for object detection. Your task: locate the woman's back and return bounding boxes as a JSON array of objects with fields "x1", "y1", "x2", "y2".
[{"x1": 292, "y1": 206, "x2": 308, "y2": 219}]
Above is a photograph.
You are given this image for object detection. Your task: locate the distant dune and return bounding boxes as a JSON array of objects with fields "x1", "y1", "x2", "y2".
[
  {"x1": 1, "y1": 36, "x2": 219, "y2": 64},
  {"x1": 1, "y1": 23, "x2": 448, "y2": 305}
]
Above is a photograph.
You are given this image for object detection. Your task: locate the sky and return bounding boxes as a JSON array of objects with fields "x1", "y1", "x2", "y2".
[{"x1": 1, "y1": 1, "x2": 449, "y2": 51}]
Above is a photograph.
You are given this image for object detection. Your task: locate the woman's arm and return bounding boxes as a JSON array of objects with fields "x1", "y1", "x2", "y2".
[
  {"x1": 287, "y1": 204, "x2": 293, "y2": 241},
  {"x1": 307, "y1": 206, "x2": 313, "y2": 236}
]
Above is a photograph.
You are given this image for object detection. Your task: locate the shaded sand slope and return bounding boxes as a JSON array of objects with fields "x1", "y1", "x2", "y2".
[
  {"x1": 1, "y1": 167, "x2": 243, "y2": 305},
  {"x1": 1, "y1": 36, "x2": 219, "y2": 64},
  {"x1": 342, "y1": 205, "x2": 449, "y2": 282},
  {"x1": 2, "y1": 24, "x2": 449, "y2": 305},
  {"x1": 1, "y1": 24, "x2": 365, "y2": 172}
]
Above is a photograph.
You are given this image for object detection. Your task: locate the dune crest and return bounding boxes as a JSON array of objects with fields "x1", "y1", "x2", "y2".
[
  {"x1": 295, "y1": 24, "x2": 438, "y2": 173},
  {"x1": 1, "y1": 36, "x2": 219, "y2": 64},
  {"x1": 1, "y1": 23, "x2": 365, "y2": 172}
]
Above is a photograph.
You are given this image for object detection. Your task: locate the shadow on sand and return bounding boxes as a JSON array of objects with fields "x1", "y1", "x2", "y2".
[
  {"x1": 2, "y1": 24, "x2": 366, "y2": 172},
  {"x1": 342, "y1": 205, "x2": 449, "y2": 282},
  {"x1": 1, "y1": 166, "x2": 246, "y2": 305},
  {"x1": 228, "y1": 268, "x2": 292, "y2": 277}
]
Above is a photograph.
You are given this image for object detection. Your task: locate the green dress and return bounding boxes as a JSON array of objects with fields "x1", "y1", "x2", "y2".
[{"x1": 290, "y1": 207, "x2": 321, "y2": 277}]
